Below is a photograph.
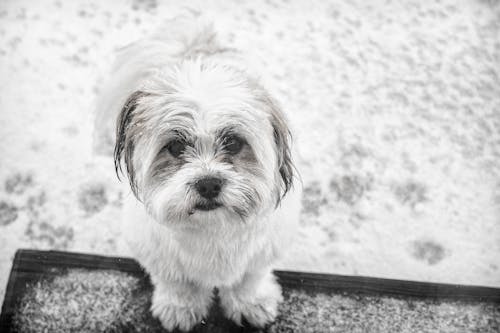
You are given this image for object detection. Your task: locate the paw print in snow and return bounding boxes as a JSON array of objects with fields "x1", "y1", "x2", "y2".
[
  {"x1": 410, "y1": 239, "x2": 446, "y2": 265},
  {"x1": 0, "y1": 201, "x2": 18, "y2": 226},
  {"x1": 329, "y1": 175, "x2": 372, "y2": 205},
  {"x1": 78, "y1": 183, "x2": 108, "y2": 215},
  {"x1": 393, "y1": 180, "x2": 428, "y2": 208},
  {"x1": 4, "y1": 172, "x2": 34, "y2": 195},
  {"x1": 301, "y1": 181, "x2": 327, "y2": 217}
]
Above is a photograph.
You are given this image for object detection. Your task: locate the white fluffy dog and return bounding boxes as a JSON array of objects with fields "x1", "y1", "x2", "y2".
[{"x1": 96, "y1": 14, "x2": 300, "y2": 331}]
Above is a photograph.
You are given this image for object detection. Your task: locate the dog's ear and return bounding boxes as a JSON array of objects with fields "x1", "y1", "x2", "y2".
[
  {"x1": 266, "y1": 96, "x2": 295, "y2": 205},
  {"x1": 114, "y1": 91, "x2": 148, "y2": 198}
]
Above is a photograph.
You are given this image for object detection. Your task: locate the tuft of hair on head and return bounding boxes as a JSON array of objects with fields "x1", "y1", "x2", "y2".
[
  {"x1": 114, "y1": 91, "x2": 149, "y2": 199},
  {"x1": 151, "y1": 9, "x2": 223, "y2": 59}
]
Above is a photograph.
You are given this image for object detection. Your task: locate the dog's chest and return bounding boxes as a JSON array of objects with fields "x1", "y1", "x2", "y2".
[{"x1": 173, "y1": 225, "x2": 269, "y2": 286}]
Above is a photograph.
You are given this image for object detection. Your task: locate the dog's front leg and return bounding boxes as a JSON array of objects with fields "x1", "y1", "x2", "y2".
[
  {"x1": 151, "y1": 277, "x2": 213, "y2": 332},
  {"x1": 219, "y1": 268, "x2": 283, "y2": 328}
]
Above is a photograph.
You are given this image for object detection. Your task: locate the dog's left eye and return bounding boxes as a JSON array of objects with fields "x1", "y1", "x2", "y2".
[
  {"x1": 165, "y1": 139, "x2": 187, "y2": 158},
  {"x1": 223, "y1": 135, "x2": 244, "y2": 155}
]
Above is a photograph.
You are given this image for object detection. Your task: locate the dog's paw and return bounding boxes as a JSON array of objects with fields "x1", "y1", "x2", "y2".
[
  {"x1": 151, "y1": 290, "x2": 208, "y2": 332},
  {"x1": 220, "y1": 275, "x2": 283, "y2": 328},
  {"x1": 224, "y1": 295, "x2": 281, "y2": 328}
]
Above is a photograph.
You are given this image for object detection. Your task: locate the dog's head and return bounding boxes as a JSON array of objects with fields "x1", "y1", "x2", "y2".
[{"x1": 114, "y1": 60, "x2": 294, "y2": 226}]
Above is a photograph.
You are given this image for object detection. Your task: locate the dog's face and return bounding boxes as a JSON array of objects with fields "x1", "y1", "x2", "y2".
[{"x1": 114, "y1": 61, "x2": 293, "y2": 226}]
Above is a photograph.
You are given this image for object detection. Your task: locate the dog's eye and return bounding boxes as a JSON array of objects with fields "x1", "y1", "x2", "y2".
[
  {"x1": 165, "y1": 139, "x2": 187, "y2": 158},
  {"x1": 223, "y1": 135, "x2": 244, "y2": 155}
]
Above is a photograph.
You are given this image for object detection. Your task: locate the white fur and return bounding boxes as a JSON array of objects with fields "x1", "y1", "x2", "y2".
[
  {"x1": 122, "y1": 182, "x2": 300, "y2": 330},
  {"x1": 97, "y1": 14, "x2": 301, "y2": 331}
]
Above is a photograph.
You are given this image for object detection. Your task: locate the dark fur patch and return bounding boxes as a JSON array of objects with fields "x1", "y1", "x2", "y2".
[
  {"x1": 216, "y1": 127, "x2": 261, "y2": 177},
  {"x1": 147, "y1": 149, "x2": 186, "y2": 187},
  {"x1": 230, "y1": 144, "x2": 262, "y2": 179},
  {"x1": 247, "y1": 78, "x2": 295, "y2": 205},
  {"x1": 114, "y1": 91, "x2": 149, "y2": 198},
  {"x1": 267, "y1": 96, "x2": 295, "y2": 205}
]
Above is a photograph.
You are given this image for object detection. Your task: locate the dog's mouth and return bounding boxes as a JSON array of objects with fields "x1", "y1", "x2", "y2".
[{"x1": 190, "y1": 201, "x2": 222, "y2": 214}]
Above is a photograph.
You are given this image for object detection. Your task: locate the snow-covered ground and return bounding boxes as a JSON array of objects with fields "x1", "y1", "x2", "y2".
[{"x1": 1, "y1": 0, "x2": 499, "y2": 305}]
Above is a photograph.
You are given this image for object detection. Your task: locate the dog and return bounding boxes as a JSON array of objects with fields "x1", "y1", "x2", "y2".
[{"x1": 96, "y1": 13, "x2": 301, "y2": 331}]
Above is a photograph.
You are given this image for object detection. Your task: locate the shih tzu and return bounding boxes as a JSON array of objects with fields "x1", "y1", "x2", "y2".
[{"x1": 96, "y1": 13, "x2": 301, "y2": 331}]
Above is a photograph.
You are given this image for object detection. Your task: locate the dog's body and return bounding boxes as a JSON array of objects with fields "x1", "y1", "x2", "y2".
[
  {"x1": 123, "y1": 179, "x2": 300, "y2": 330},
  {"x1": 97, "y1": 14, "x2": 300, "y2": 331}
]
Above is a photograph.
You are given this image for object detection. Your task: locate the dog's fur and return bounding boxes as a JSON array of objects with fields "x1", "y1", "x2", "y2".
[{"x1": 96, "y1": 14, "x2": 300, "y2": 331}]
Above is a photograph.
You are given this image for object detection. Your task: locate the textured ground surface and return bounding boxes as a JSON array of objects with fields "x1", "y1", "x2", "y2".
[
  {"x1": 12, "y1": 269, "x2": 154, "y2": 333},
  {"x1": 9, "y1": 268, "x2": 500, "y2": 333},
  {"x1": 1, "y1": 0, "x2": 500, "y2": 305}
]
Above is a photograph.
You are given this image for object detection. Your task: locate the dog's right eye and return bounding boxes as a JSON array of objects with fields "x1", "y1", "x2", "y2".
[
  {"x1": 165, "y1": 140, "x2": 187, "y2": 158},
  {"x1": 223, "y1": 135, "x2": 245, "y2": 155}
]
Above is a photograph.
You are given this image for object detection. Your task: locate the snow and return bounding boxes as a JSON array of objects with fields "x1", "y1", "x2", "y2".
[{"x1": 1, "y1": 0, "x2": 499, "y2": 305}]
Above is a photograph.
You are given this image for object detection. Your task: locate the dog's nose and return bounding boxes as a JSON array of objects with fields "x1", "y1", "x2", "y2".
[{"x1": 195, "y1": 177, "x2": 223, "y2": 199}]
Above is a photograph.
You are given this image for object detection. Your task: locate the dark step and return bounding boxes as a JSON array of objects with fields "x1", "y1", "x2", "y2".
[{"x1": 1, "y1": 249, "x2": 499, "y2": 332}]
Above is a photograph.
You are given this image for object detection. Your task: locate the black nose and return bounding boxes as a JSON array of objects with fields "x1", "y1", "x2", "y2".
[{"x1": 195, "y1": 177, "x2": 223, "y2": 199}]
